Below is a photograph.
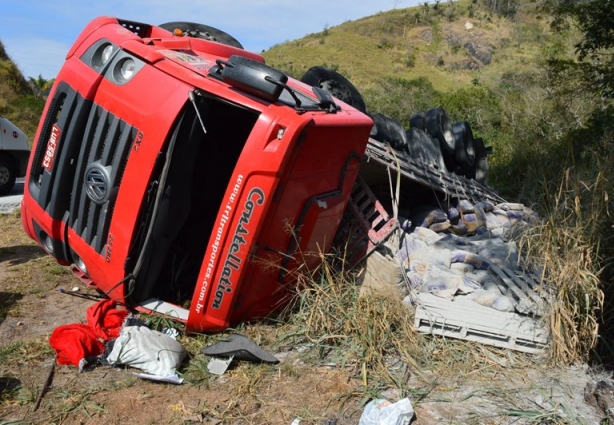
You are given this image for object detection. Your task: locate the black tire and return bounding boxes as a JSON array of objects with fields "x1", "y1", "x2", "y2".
[
  {"x1": 424, "y1": 107, "x2": 455, "y2": 155},
  {"x1": 473, "y1": 137, "x2": 489, "y2": 185},
  {"x1": 301, "y1": 67, "x2": 368, "y2": 114},
  {"x1": 452, "y1": 121, "x2": 476, "y2": 179},
  {"x1": 424, "y1": 107, "x2": 456, "y2": 171},
  {"x1": 406, "y1": 127, "x2": 446, "y2": 170},
  {"x1": 0, "y1": 155, "x2": 16, "y2": 196},
  {"x1": 159, "y1": 22, "x2": 244, "y2": 49},
  {"x1": 370, "y1": 113, "x2": 408, "y2": 151},
  {"x1": 409, "y1": 111, "x2": 426, "y2": 131}
]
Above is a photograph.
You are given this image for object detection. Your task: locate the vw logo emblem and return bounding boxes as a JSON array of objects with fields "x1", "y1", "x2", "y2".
[{"x1": 85, "y1": 165, "x2": 109, "y2": 204}]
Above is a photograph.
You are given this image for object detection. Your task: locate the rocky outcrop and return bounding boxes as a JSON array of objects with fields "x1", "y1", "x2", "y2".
[{"x1": 464, "y1": 41, "x2": 492, "y2": 65}]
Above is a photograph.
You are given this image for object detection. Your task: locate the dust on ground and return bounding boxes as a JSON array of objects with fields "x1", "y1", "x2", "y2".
[{"x1": 0, "y1": 212, "x2": 609, "y2": 424}]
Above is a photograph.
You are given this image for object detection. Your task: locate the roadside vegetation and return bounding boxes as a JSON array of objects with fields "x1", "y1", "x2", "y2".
[
  {"x1": 266, "y1": 0, "x2": 614, "y2": 368},
  {"x1": 0, "y1": 42, "x2": 45, "y2": 141},
  {"x1": 1, "y1": 0, "x2": 613, "y2": 422}
]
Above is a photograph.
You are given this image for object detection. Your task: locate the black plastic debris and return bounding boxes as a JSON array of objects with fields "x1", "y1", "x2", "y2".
[{"x1": 201, "y1": 334, "x2": 279, "y2": 364}]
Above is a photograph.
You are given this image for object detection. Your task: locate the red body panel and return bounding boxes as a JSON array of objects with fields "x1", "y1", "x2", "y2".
[{"x1": 21, "y1": 17, "x2": 372, "y2": 333}]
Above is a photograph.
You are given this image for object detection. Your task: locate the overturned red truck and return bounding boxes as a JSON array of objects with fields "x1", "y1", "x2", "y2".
[{"x1": 21, "y1": 17, "x2": 372, "y2": 332}]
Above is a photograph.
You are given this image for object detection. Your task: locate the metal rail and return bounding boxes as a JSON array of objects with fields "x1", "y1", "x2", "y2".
[{"x1": 364, "y1": 139, "x2": 506, "y2": 204}]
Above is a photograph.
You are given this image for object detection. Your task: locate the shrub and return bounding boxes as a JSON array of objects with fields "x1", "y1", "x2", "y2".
[{"x1": 362, "y1": 77, "x2": 440, "y2": 124}]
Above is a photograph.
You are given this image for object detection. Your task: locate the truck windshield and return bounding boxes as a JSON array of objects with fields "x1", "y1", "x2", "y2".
[{"x1": 127, "y1": 93, "x2": 260, "y2": 305}]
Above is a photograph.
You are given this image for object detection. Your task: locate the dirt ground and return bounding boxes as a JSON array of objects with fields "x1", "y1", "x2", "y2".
[{"x1": 0, "y1": 210, "x2": 611, "y2": 424}]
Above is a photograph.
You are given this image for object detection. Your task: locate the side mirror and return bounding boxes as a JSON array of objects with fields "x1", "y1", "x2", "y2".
[{"x1": 212, "y1": 55, "x2": 288, "y2": 102}]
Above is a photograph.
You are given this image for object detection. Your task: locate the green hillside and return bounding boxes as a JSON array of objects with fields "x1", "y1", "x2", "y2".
[
  {"x1": 261, "y1": 2, "x2": 560, "y2": 191},
  {"x1": 0, "y1": 41, "x2": 44, "y2": 140},
  {"x1": 263, "y1": 0, "x2": 557, "y2": 91},
  {"x1": 262, "y1": 0, "x2": 587, "y2": 198}
]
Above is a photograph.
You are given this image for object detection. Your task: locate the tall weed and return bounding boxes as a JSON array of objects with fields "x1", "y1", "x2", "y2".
[
  {"x1": 278, "y1": 257, "x2": 423, "y2": 393},
  {"x1": 516, "y1": 132, "x2": 614, "y2": 364}
]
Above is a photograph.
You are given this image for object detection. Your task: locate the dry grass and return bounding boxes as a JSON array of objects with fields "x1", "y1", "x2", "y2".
[
  {"x1": 298, "y1": 269, "x2": 416, "y2": 356},
  {"x1": 517, "y1": 162, "x2": 612, "y2": 365},
  {"x1": 276, "y1": 253, "x2": 542, "y2": 400},
  {"x1": 0, "y1": 205, "x2": 607, "y2": 423},
  {"x1": 1, "y1": 136, "x2": 610, "y2": 422}
]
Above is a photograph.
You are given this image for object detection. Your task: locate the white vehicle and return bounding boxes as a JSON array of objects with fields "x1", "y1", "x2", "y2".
[{"x1": 0, "y1": 116, "x2": 30, "y2": 195}]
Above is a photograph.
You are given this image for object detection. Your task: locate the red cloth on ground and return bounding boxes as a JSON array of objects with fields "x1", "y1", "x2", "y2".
[
  {"x1": 86, "y1": 299, "x2": 129, "y2": 340},
  {"x1": 49, "y1": 323, "x2": 104, "y2": 367}
]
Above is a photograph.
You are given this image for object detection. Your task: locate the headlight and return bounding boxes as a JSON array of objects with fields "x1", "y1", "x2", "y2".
[
  {"x1": 109, "y1": 54, "x2": 144, "y2": 85},
  {"x1": 101, "y1": 44, "x2": 114, "y2": 65},
  {"x1": 43, "y1": 234, "x2": 54, "y2": 253},
  {"x1": 119, "y1": 58, "x2": 135, "y2": 81},
  {"x1": 82, "y1": 39, "x2": 118, "y2": 73},
  {"x1": 74, "y1": 254, "x2": 88, "y2": 276}
]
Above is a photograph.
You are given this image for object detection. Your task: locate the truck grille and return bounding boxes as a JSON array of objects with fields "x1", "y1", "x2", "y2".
[
  {"x1": 30, "y1": 82, "x2": 92, "y2": 219},
  {"x1": 68, "y1": 104, "x2": 136, "y2": 254},
  {"x1": 30, "y1": 84, "x2": 135, "y2": 256}
]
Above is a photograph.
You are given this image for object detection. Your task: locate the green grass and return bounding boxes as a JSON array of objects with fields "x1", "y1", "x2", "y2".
[
  {"x1": 263, "y1": 0, "x2": 554, "y2": 94},
  {"x1": 0, "y1": 339, "x2": 52, "y2": 365}
]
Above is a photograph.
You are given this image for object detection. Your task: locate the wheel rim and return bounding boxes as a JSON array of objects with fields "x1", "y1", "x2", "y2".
[
  {"x1": 301, "y1": 67, "x2": 367, "y2": 114},
  {"x1": 0, "y1": 166, "x2": 9, "y2": 186}
]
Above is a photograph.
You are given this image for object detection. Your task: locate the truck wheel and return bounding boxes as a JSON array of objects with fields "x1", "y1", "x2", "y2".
[
  {"x1": 159, "y1": 22, "x2": 244, "y2": 49},
  {"x1": 409, "y1": 111, "x2": 426, "y2": 131},
  {"x1": 424, "y1": 107, "x2": 456, "y2": 172},
  {"x1": 0, "y1": 155, "x2": 16, "y2": 196},
  {"x1": 301, "y1": 67, "x2": 368, "y2": 114},
  {"x1": 452, "y1": 121, "x2": 476, "y2": 174},
  {"x1": 370, "y1": 113, "x2": 408, "y2": 151},
  {"x1": 406, "y1": 127, "x2": 446, "y2": 170}
]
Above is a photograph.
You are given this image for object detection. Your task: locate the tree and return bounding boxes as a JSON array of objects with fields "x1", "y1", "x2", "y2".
[
  {"x1": 480, "y1": 0, "x2": 518, "y2": 18},
  {"x1": 551, "y1": 0, "x2": 614, "y2": 99},
  {"x1": 362, "y1": 77, "x2": 439, "y2": 125},
  {"x1": 28, "y1": 74, "x2": 54, "y2": 98},
  {"x1": 548, "y1": 1, "x2": 614, "y2": 367}
]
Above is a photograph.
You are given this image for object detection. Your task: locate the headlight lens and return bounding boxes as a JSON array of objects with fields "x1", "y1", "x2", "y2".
[
  {"x1": 74, "y1": 254, "x2": 88, "y2": 275},
  {"x1": 101, "y1": 44, "x2": 114, "y2": 65},
  {"x1": 119, "y1": 58, "x2": 136, "y2": 81},
  {"x1": 83, "y1": 40, "x2": 118, "y2": 72},
  {"x1": 43, "y1": 234, "x2": 54, "y2": 253},
  {"x1": 109, "y1": 54, "x2": 143, "y2": 85}
]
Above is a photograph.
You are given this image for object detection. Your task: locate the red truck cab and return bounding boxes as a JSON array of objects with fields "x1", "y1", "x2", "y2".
[{"x1": 21, "y1": 17, "x2": 372, "y2": 332}]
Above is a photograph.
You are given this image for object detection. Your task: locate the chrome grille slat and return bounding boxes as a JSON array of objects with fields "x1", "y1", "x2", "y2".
[{"x1": 69, "y1": 103, "x2": 136, "y2": 254}]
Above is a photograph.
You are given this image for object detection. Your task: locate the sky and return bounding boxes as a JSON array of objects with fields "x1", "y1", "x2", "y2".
[{"x1": 0, "y1": 0, "x2": 422, "y2": 81}]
